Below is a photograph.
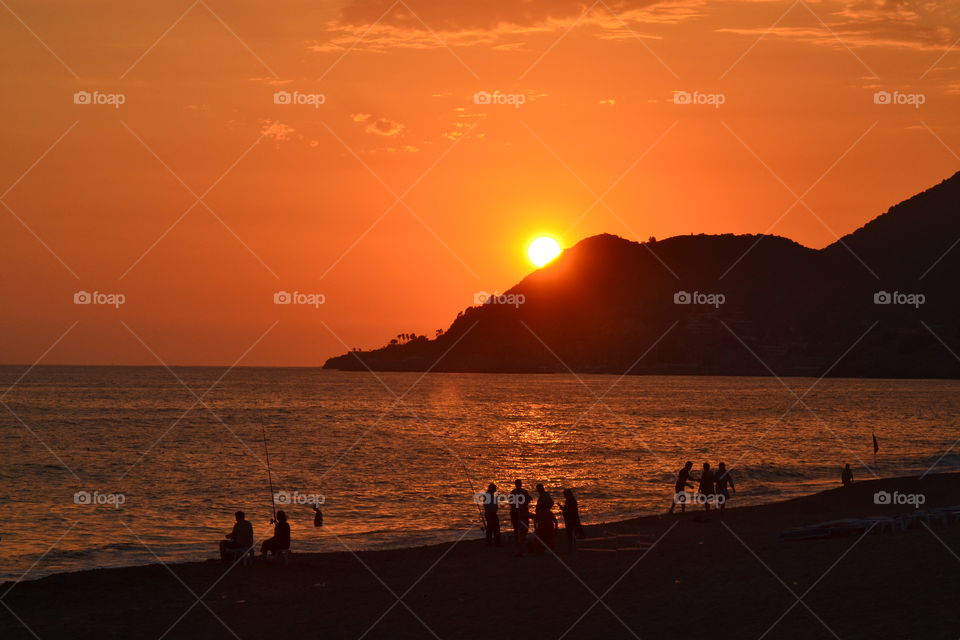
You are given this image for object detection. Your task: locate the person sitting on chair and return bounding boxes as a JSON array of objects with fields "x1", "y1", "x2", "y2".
[
  {"x1": 261, "y1": 510, "x2": 290, "y2": 556},
  {"x1": 219, "y1": 511, "x2": 254, "y2": 563}
]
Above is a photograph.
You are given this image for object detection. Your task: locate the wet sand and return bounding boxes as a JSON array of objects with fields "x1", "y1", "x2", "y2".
[{"x1": 3, "y1": 473, "x2": 960, "y2": 639}]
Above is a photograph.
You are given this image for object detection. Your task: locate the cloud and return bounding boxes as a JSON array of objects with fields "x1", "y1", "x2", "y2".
[
  {"x1": 365, "y1": 117, "x2": 406, "y2": 136},
  {"x1": 311, "y1": 0, "x2": 704, "y2": 52},
  {"x1": 249, "y1": 76, "x2": 293, "y2": 87},
  {"x1": 717, "y1": 0, "x2": 960, "y2": 51},
  {"x1": 350, "y1": 113, "x2": 406, "y2": 136},
  {"x1": 260, "y1": 120, "x2": 297, "y2": 142}
]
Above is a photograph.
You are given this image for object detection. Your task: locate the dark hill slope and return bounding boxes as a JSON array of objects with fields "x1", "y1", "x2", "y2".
[{"x1": 325, "y1": 172, "x2": 960, "y2": 377}]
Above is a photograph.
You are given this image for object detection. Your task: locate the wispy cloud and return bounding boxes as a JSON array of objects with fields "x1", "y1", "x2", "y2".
[
  {"x1": 718, "y1": 0, "x2": 960, "y2": 51},
  {"x1": 351, "y1": 113, "x2": 407, "y2": 137},
  {"x1": 311, "y1": 0, "x2": 704, "y2": 52},
  {"x1": 261, "y1": 120, "x2": 297, "y2": 142}
]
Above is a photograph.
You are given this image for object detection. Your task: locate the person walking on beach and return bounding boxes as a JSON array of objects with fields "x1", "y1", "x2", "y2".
[
  {"x1": 715, "y1": 462, "x2": 735, "y2": 516},
  {"x1": 534, "y1": 483, "x2": 557, "y2": 552},
  {"x1": 510, "y1": 479, "x2": 532, "y2": 557},
  {"x1": 220, "y1": 510, "x2": 254, "y2": 562},
  {"x1": 841, "y1": 463, "x2": 854, "y2": 486},
  {"x1": 698, "y1": 463, "x2": 716, "y2": 512},
  {"x1": 668, "y1": 461, "x2": 695, "y2": 514},
  {"x1": 560, "y1": 488, "x2": 583, "y2": 553},
  {"x1": 482, "y1": 483, "x2": 501, "y2": 546},
  {"x1": 260, "y1": 510, "x2": 290, "y2": 557}
]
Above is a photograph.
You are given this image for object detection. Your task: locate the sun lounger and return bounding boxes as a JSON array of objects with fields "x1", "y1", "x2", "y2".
[
  {"x1": 862, "y1": 516, "x2": 898, "y2": 534},
  {"x1": 783, "y1": 506, "x2": 959, "y2": 542},
  {"x1": 781, "y1": 527, "x2": 831, "y2": 541}
]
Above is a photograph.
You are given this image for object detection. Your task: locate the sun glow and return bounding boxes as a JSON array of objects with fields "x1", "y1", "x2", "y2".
[{"x1": 527, "y1": 236, "x2": 562, "y2": 268}]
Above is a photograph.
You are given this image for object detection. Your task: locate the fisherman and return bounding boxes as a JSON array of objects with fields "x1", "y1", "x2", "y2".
[
  {"x1": 699, "y1": 463, "x2": 716, "y2": 511},
  {"x1": 668, "y1": 461, "x2": 696, "y2": 514},
  {"x1": 559, "y1": 488, "x2": 583, "y2": 553},
  {"x1": 715, "y1": 462, "x2": 735, "y2": 516},
  {"x1": 510, "y1": 479, "x2": 532, "y2": 557},
  {"x1": 534, "y1": 483, "x2": 557, "y2": 552},
  {"x1": 261, "y1": 510, "x2": 291, "y2": 556},
  {"x1": 482, "y1": 483, "x2": 501, "y2": 546},
  {"x1": 313, "y1": 504, "x2": 324, "y2": 527},
  {"x1": 219, "y1": 511, "x2": 254, "y2": 563}
]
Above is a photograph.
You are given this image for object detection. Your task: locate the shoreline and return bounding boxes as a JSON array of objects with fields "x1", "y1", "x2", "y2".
[
  {"x1": 4, "y1": 472, "x2": 960, "y2": 639},
  {"x1": 4, "y1": 364, "x2": 960, "y2": 381},
  {"x1": 0, "y1": 473, "x2": 891, "y2": 584}
]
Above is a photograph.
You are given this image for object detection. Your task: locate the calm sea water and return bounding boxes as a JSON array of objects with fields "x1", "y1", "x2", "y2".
[{"x1": 1, "y1": 366, "x2": 959, "y2": 582}]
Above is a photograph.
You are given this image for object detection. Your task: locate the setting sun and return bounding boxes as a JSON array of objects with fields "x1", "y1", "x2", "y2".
[{"x1": 528, "y1": 237, "x2": 562, "y2": 268}]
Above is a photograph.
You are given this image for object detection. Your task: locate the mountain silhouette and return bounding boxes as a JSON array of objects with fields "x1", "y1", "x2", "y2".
[{"x1": 325, "y1": 171, "x2": 960, "y2": 377}]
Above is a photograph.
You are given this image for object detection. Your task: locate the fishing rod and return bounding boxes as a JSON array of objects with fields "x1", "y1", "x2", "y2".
[
  {"x1": 260, "y1": 412, "x2": 277, "y2": 522},
  {"x1": 454, "y1": 457, "x2": 486, "y2": 531}
]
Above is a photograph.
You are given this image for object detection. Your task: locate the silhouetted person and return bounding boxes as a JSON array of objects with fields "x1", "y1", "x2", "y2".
[
  {"x1": 509, "y1": 479, "x2": 531, "y2": 557},
  {"x1": 482, "y1": 483, "x2": 501, "y2": 546},
  {"x1": 534, "y1": 483, "x2": 557, "y2": 552},
  {"x1": 699, "y1": 463, "x2": 716, "y2": 511},
  {"x1": 560, "y1": 488, "x2": 583, "y2": 553},
  {"x1": 261, "y1": 510, "x2": 290, "y2": 556},
  {"x1": 313, "y1": 504, "x2": 324, "y2": 527},
  {"x1": 668, "y1": 461, "x2": 695, "y2": 514},
  {"x1": 716, "y1": 462, "x2": 735, "y2": 515},
  {"x1": 841, "y1": 463, "x2": 854, "y2": 486},
  {"x1": 219, "y1": 510, "x2": 254, "y2": 562}
]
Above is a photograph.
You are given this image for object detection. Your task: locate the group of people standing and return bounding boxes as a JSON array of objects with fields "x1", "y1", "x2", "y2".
[
  {"x1": 480, "y1": 480, "x2": 584, "y2": 556},
  {"x1": 476, "y1": 463, "x2": 737, "y2": 560},
  {"x1": 667, "y1": 461, "x2": 736, "y2": 515}
]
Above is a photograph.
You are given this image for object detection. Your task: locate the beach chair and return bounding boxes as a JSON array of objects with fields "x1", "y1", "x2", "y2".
[
  {"x1": 227, "y1": 546, "x2": 254, "y2": 566},
  {"x1": 275, "y1": 549, "x2": 291, "y2": 566}
]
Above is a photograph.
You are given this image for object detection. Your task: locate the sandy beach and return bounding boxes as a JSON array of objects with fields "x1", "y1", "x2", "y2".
[{"x1": 3, "y1": 473, "x2": 959, "y2": 640}]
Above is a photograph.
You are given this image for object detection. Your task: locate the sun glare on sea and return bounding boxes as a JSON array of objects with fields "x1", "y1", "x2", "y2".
[{"x1": 528, "y1": 236, "x2": 562, "y2": 267}]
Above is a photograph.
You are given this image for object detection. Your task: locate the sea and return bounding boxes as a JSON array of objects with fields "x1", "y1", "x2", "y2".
[{"x1": 1, "y1": 366, "x2": 958, "y2": 582}]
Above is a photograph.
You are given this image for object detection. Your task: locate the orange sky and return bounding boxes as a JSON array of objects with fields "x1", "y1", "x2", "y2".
[{"x1": 1, "y1": 0, "x2": 958, "y2": 366}]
